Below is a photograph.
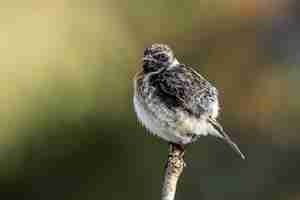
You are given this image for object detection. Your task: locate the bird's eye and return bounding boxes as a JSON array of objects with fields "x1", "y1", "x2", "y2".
[{"x1": 154, "y1": 53, "x2": 168, "y2": 62}]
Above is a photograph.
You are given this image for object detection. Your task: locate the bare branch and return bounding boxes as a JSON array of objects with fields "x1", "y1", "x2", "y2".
[{"x1": 161, "y1": 143, "x2": 185, "y2": 200}]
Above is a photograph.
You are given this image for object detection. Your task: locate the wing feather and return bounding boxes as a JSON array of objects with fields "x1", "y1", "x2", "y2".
[{"x1": 157, "y1": 65, "x2": 217, "y2": 117}]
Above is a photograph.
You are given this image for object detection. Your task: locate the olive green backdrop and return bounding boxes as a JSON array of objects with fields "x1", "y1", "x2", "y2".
[{"x1": 0, "y1": 0, "x2": 299, "y2": 199}]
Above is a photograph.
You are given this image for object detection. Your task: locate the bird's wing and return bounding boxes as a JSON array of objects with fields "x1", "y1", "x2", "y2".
[{"x1": 157, "y1": 65, "x2": 216, "y2": 117}]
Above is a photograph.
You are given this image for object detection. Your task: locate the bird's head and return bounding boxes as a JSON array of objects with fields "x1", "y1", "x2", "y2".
[{"x1": 142, "y1": 44, "x2": 178, "y2": 73}]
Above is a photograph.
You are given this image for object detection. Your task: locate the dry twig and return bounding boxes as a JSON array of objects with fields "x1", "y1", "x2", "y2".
[{"x1": 161, "y1": 143, "x2": 185, "y2": 200}]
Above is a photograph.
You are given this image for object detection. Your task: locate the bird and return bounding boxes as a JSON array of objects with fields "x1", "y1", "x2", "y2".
[{"x1": 133, "y1": 43, "x2": 245, "y2": 159}]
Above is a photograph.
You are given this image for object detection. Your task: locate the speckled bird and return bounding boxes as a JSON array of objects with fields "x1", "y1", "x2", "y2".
[{"x1": 133, "y1": 43, "x2": 245, "y2": 159}]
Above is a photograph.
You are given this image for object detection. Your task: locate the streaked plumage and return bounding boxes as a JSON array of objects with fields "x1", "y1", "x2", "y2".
[{"x1": 133, "y1": 44, "x2": 245, "y2": 159}]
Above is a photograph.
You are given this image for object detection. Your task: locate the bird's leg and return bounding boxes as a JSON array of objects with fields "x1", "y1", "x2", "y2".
[{"x1": 169, "y1": 143, "x2": 185, "y2": 157}]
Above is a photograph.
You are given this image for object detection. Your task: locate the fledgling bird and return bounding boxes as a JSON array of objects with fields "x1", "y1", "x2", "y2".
[{"x1": 133, "y1": 43, "x2": 245, "y2": 159}]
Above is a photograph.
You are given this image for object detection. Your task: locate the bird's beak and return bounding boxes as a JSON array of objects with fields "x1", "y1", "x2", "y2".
[{"x1": 142, "y1": 55, "x2": 156, "y2": 63}]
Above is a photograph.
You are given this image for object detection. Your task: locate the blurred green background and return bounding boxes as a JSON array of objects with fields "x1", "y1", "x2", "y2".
[{"x1": 1, "y1": 0, "x2": 300, "y2": 199}]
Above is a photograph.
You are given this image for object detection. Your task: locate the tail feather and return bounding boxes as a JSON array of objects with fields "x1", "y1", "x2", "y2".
[{"x1": 207, "y1": 118, "x2": 245, "y2": 159}]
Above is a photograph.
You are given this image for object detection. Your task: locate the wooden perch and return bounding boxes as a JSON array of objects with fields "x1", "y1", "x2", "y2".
[{"x1": 161, "y1": 143, "x2": 185, "y2": 200}]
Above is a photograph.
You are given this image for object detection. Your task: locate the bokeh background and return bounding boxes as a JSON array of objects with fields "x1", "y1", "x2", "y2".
[{"x1": 1, "y1": 0, "x2": 300, "y2": 199}]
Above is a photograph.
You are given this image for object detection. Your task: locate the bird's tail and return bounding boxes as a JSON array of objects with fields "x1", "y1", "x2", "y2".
[{"x1": 207, "y1": 118, "x2": 245, "y2": 159}]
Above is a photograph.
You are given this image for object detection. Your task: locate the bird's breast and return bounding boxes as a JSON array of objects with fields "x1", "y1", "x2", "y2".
[{"x1": 175, "y1": 112, "x2": 210, "y2": 136}]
